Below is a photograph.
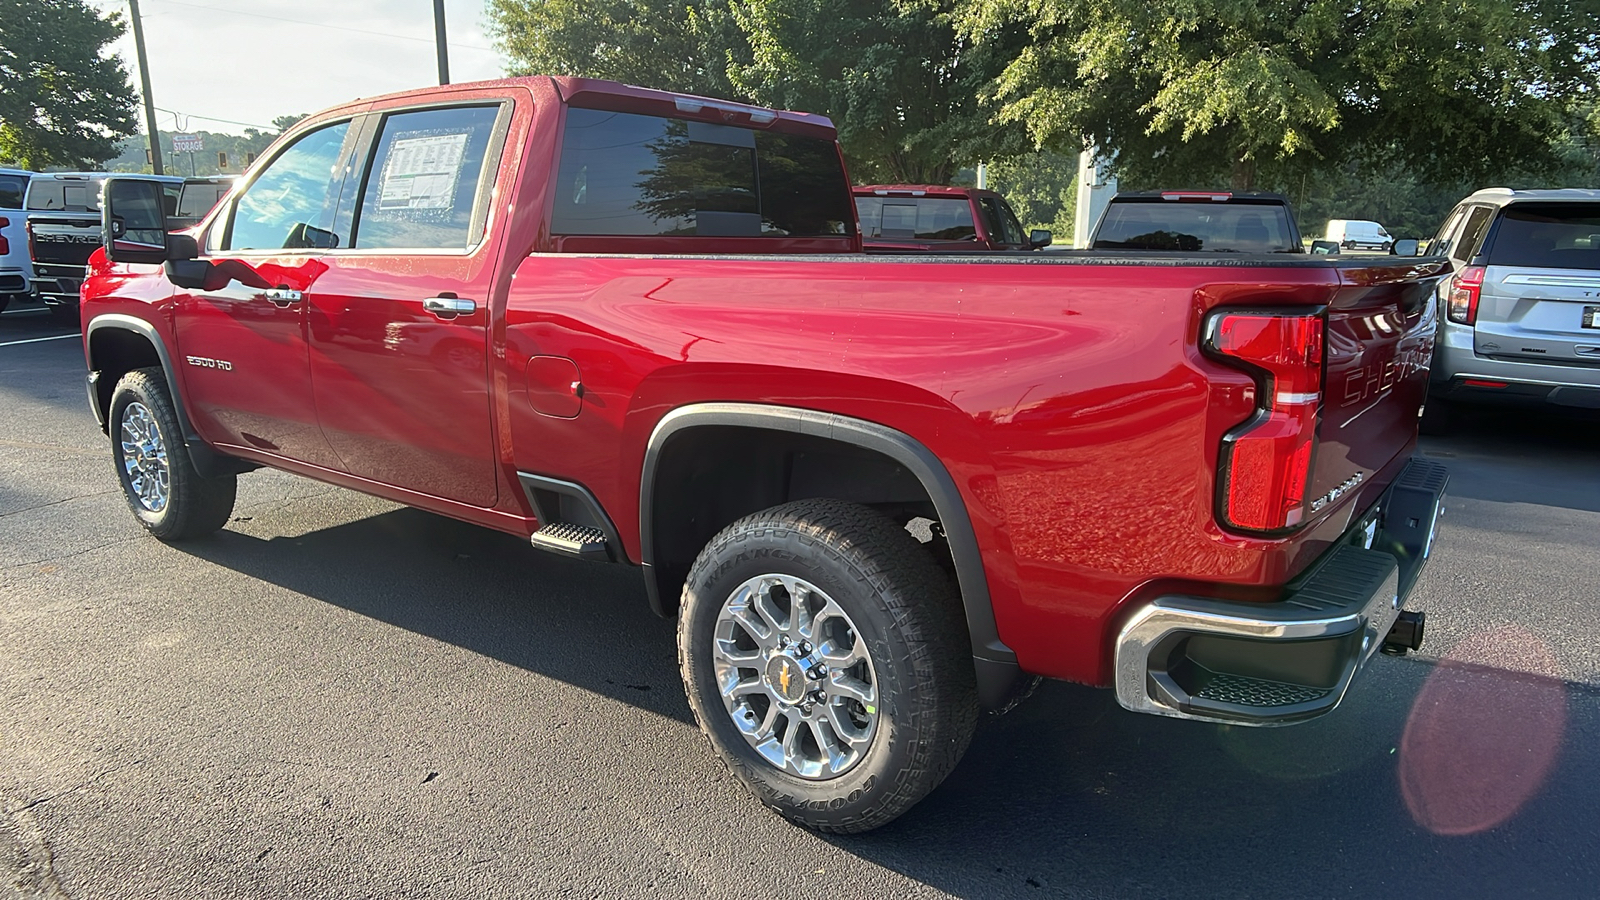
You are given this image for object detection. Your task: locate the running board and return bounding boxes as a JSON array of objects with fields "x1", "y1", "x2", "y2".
[{"x1": 530, "y1": 522, "x2": 610, "y2": 560}]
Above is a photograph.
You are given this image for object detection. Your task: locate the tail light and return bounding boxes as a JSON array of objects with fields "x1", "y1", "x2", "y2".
[
  {"x1": 1446, "y1": 266, "x2": 1485, "y2": 325},
  {"x1": 25, "y1": 219, "x2": 35, "y2": 261},
  {"x1": 0, "y1": 217, "x2": 8, "y2": 255},
  {"x1": 1206, "y1": 311, "x2": 1325, "y2": 532}
]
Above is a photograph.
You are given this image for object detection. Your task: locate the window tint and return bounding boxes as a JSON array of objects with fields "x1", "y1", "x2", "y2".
[
  {"x1": 1453, "y1": 206, "x2": 1494, "y2": 263},
  {"x1": 177, "y1": 182, "x2": 231, "y2": 219},
  {"x1": 856, "y1": 196, "x2": 977, "y2": 241},
  {"x1": 1093, "y1": 201, "x2": 1295, "y2": 252},
  {"x1": 1484, "y1": 203, "x2": 1600, "y2": 270},
  {"x1": 981, "y1": 197, "x2": 1026, "y2": 245},
  {"x1": 228, "y1": 122, "x2": 351, "y2": 251},
  {"x1": 1430, "y1": 206, "x2": 1467, "y2": 256},
  {"x1": 353, "y1": 105, "x2": 501, "y2": 250},
  {"x1": 27, "y1": 177, "x2": 106, "y2": 212},
  {"x1": 552, "y1": 108, "x2": 851, "y2": 237},
  {"x1": 0, "y1": 175, "x2": 26, "y2": 209}
]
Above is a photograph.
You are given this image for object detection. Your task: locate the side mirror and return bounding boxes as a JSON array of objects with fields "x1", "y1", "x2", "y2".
[
  {"x1": 1392, "y1": 239, "x2": 1420, "y2": 256},
  {"x1": 1029, "y1": 229, "x2": 1052, "y2": 250},
  {"x1": 101, "y1": 178, "x2": 169, "y2": 264},
  {"x1": 1309, "y1": 240, "x2": 1341, "y2": 256}
]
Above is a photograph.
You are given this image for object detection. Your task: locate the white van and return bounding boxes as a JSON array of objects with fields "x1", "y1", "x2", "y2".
[{"x1": 1323, "y1": 219, "x2": 1393, "y2": 251}]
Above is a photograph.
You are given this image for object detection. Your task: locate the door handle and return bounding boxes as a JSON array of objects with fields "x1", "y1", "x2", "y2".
[
  {"x1": 423, "y1": 295, "x2": 477, "y2": 319},
  {"x1": 262, "y1": 288, "x2": 303, "y2": 307}
]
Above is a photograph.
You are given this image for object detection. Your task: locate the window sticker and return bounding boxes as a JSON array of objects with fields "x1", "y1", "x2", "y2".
[{"x1": 377, "y1": 131, "x2": 470, "y2": 211}]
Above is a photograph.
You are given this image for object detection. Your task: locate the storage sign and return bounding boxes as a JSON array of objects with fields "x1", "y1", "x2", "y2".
[{"x1": 172, "y1": 133, "x2": 203, "y2": 152}]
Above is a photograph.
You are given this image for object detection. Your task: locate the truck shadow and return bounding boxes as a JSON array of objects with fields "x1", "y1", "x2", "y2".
[
  {"x1": 1421, "y1": 405, "x2": 1600, "y2": 514},
  {"x1": 178, "y1": 505, "x2": 1600, "y2": 899},
  {"x1": 183, "y1": 508, "x2": 694, "y2": 726}
]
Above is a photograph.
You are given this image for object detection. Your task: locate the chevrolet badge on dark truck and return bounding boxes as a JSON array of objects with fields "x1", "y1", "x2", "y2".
[{"x1": 82, "y1": 76, "x2": 1448, "y2": 833}]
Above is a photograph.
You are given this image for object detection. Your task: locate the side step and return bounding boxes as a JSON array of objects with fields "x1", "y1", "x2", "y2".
[{"x1": 530, "y1": 522, "x2": 610, "y2": 560}]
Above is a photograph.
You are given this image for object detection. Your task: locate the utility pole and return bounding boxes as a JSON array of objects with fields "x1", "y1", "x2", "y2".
[
  {"x1": 127, "y1": 0, "x2": 164, "y2": 175},
  {"x1": 432, "y1": 0, "x2": 450, "y2": 85}
]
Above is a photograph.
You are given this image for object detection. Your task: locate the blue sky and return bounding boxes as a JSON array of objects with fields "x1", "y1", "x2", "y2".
[{"x1": 95, "y1": 0, "x2": 506, "y2": 135}]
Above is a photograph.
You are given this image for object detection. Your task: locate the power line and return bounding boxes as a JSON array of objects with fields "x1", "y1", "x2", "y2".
[
  {"x1": 140, "y1": 0, "x2": 498, "y2": 53},
  {"x1": 153, "y1": 106, "x2": 273, "y2": 131}
]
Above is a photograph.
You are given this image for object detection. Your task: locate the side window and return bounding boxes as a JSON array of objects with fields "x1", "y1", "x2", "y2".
[
  {"x1": 228, "y1": 121, "x2": 352, "y2": 251},
  {"x1": 982, "y1": 197, "x2": 1026, "y2": 244},
  {"x1": 1431, "y1": 206, "x2": 1467, "y2": 256},
  {"x1": 352, "y1": 105, "x2": 502, "y2": 251},
  {"x1": 1454, "y1": 206, "x2": 1494, "y2": 263}
]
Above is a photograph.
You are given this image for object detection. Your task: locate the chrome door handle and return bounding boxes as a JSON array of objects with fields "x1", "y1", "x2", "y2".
[
  {"x1": 423, "y1": 295, "x2": 477, "y2": 319},
  {"x1": 262, "y1": 288, "x2": 303, "y2": 307}
]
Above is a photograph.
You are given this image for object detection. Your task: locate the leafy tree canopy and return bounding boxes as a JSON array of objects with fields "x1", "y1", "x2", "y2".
[
  {"x1": 0, "y1": 0, "x2": 137, "y2": 169},
  {"x1": 487, "y1": 0, "x2": 1029, "y2": 183},
  {"x1": 958, "y1": 0, "x2": 1600, "y2": 190}
]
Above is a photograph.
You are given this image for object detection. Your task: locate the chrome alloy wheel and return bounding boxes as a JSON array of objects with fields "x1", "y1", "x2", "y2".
[
  {"x1": 119, "y1": 401, "x2": 169, "y2": 513},
  {"x1": 712, "y1": 574, "x2": 879, "y2": 780}
]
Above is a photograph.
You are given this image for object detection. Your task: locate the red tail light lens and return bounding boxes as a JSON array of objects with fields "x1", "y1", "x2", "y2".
[
  {"x1": 1208, "y1": 311, "x2": 1325, "y2": 532},
  {"x1": 1446, "y1": 266, "x2": 1485, "y2": 325},
  {"x1": 0, "y1": 216, "x2": 9, "y2": 255}
]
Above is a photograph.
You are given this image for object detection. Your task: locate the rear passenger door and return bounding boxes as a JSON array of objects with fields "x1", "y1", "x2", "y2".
[{"x1": 305, "y1": 94, "x2": 519, "y2": 508}]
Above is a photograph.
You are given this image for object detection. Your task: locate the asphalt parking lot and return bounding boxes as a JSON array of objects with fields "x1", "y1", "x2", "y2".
[{"x1": 4, "y1": 303, "x2": 1599, "y2": 899}]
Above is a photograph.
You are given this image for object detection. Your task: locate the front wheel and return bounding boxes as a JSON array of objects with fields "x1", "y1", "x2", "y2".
[
  {"x1": 109, "y1": 367, "x2": 236, "y2": 540},
  {"x1": 678, "y1": 499, "x2": 978, "y2": 833}
]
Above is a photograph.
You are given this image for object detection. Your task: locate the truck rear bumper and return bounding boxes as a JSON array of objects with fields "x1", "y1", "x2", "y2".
[{"x1": 1113, "y1": 457, "x2": 1447, "y2": 726}]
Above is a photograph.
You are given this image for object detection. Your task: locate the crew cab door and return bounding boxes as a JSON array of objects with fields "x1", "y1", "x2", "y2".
[
  {"x1": 304, "y1": 97, "x2": 518, "y2": 508},
  {"x1": 173, "y1": 119, "x2": 362, "y2": 470}
]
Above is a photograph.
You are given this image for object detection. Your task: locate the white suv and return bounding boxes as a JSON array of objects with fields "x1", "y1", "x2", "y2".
[
  {"x1": 1424, "y1": 188, "x2": 1600, "y2": 431},
  {"x1": 0, "y1": 167, "x2": 32, "y2": 313}
]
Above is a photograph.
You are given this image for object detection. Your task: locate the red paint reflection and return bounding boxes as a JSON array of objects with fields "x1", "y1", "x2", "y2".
[{"x1": 1399, "y1": 626, "x2": 1567, "y2": 835}]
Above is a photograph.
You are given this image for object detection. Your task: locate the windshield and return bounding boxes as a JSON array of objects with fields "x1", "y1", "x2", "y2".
[
  {"x1": 1094, "y1": 201, "x2": 1297, "y2": 252},
  {"x1": 0, "y1": 174, "x2": 27, "y2": 209},
  {"x1": 855, "y1": 196, "x2": 976, "y2": 241},
  {"x1": 1485, "y1": 203, "x2": 1600, "y2": 270}
]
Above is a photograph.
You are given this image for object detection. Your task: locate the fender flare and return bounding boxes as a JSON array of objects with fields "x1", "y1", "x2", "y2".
[
  {"x1": 640, "y1": 402, "x2": 1021, "y2": 707},
  {"x1": 86, "y1": 313, "x2": 244, "y2": 478}
]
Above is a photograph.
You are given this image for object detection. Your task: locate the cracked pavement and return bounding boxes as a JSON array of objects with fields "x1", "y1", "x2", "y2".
[{"x1": 3, "y1": 305, "x2": 1600, "y2": 898}]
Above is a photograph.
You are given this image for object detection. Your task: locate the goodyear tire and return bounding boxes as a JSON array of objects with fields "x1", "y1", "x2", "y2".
[
  {"x1": 678, "y1": 499, "x2": 977, "y2": 833},
  {"x1": 109, "y1": 367, "x2": 236, "y2": 541}
]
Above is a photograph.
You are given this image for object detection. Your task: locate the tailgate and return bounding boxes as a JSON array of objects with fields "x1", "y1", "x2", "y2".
[
  {"x1": 26, "y1": 215, "x2": 102, "y2": 266},
  {"x1": 1471, "y1": 202, "x2": 1600, "y2": 364},
  {"x1": 1309, "y1": 263, "x2": 1446, "y2": 517}
]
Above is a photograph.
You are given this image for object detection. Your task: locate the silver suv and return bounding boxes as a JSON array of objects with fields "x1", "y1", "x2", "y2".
[{"x1": 1423, "y1": 188, "x2": 1600, "y2": 431}]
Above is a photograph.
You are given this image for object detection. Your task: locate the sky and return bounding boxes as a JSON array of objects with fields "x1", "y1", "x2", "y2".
[{"x1": 94, "y1": 0, "x2": 507, "y2": 135}]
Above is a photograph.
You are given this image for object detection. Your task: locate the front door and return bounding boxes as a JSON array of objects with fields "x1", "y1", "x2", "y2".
[
  {"x1": 172, "y1": 120, "x2": 362, "y2": 470},
  {"x1": 306, "y1": 100, "x2": 514, "y2": 508}
]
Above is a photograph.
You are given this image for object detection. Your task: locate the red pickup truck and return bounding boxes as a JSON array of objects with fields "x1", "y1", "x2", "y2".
[{"x1": 83, "y1": 76, "x2": 1448, "y2": 833}]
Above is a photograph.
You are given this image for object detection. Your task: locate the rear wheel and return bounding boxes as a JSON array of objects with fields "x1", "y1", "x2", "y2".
[
  {"x1": 109, "y1": 367, "x2": 236, "y2": 540},
  {"x1": 678, "y1": 499, "x2": 977, "y2": 833}
]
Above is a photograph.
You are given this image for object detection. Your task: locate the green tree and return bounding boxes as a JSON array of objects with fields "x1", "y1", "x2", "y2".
[
  {"x1": 960, "y1": 0, "x2": 1600, "y2": 190},
  {"x1": 487, "y1": 0, "x2": 1028, "y2": 184},
  {"x1": 981, "y1": 150, "x2": 1077, "y2": 236},
  {"x1": 0, "y1": 0, "x2": 137, "y2": 169}
]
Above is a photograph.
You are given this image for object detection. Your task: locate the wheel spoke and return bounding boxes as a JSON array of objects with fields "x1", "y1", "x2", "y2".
[
  {"x1": 723, "y1": 676, "x2": 765, "y2": 700},
  {"x1": 808, "y1": 718, "x2": 849, "y2": 774},
  {"x1": 780, "y1": 709, "x2": 807, "y2": 773},
  {"x1": 825, "y1": 702, "x2": 871, "y2": 747},
  {"x1": 827, "y1": 673, "x2": 876, "y2": 706}
]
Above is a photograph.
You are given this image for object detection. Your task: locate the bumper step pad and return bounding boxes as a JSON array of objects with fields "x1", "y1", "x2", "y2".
[{"x1": 531, "y1": 522, "x2": 609, "y2": 559}]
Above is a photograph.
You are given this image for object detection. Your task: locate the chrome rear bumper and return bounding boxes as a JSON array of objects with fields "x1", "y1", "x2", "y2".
[{"x1": 1113, "y1": 457, "x2": 1447, "y2": 726}]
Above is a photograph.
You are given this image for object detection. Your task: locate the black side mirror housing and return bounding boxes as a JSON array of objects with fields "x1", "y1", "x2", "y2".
[
  {"x1": 101, "y1": 178, "x2": 170, "y2": 264},
  {"x1": 1029, "y1": 229, "x2": 1052, "y2": 250},
  {"x1": 1391, "y1": 239, "x2": 1420, "y2": 256},
  {"x1": 1309, "y1": 240, "x2": 1341, "y2": 256}
]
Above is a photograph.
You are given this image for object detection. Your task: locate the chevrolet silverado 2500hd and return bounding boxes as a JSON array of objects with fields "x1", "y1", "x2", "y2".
[{"x1": 84, "y1": 76, "x2": 1449, "y2": 833}]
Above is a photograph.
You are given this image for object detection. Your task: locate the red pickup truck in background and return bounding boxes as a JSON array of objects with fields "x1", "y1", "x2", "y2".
[
  {"x1": 854, "y1": 184, "x2": 1052, "y2": 251},
  {"x1": 84, "y1": 76, "x2": 1447, "y2": 833}
]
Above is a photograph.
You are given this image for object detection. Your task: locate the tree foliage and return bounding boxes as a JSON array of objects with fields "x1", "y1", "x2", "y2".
[
  {"x1": 486, "y1": 0, "x2": 1028, "y2": 183},
  {"x1": 959, "y1": 0, "x2": 1600, "y2": 190},
  {"x1": 0, "y1": 0, "x2": 137, "y2": 169}
]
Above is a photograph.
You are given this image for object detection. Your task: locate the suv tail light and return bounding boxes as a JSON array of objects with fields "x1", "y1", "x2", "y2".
[
  {"x1": 1206, "y1": 311, "x2": 1325, "y2": 532},
  {"x1": 0, "y1": 217, "x2": 8, "y2": 255},
  {"x1": 1446, "y1": 266, "x2": 1485, "y2": 325}
]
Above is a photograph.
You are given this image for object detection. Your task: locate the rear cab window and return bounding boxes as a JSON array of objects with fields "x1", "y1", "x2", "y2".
[
  {"x1": 855, "y1": 196, "x2": 976, "y2": 241},
  {"x1": 551, "y1": 106, "x2": 853, "y2": 241},
  {"x1": 1483, "y1": 203, "x2": 1600, "y2": 270},
  {"x1": 1093, "y1": 200, "x2": 1296, "y2": 252}
]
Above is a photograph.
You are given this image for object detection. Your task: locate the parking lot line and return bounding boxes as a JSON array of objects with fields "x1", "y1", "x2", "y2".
[{"x1": 0, "y1": 333, "x2": 79, "y2": 347}]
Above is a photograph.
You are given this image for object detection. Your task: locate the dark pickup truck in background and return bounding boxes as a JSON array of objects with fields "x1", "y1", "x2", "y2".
[
  {"x1": 87, "y1": 75, "x2": 1447, "y2": 833},
  {"x1": 854, "y1": 184, "x2": 1051, "y2": 251},
  {"x1": 1090, "y1": 190, "x2": 1310, "y2": 253},
  {"x1": 25, "y1": 173, "x2": 230, "y2": 318}
]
